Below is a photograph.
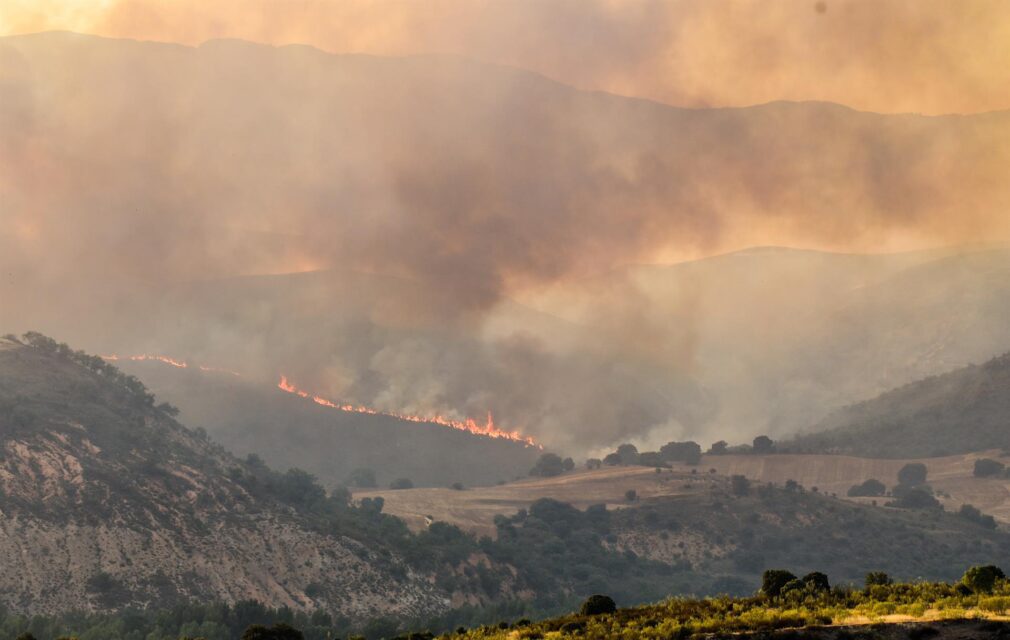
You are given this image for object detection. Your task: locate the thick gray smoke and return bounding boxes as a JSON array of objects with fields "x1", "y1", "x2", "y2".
[{"x1": 3, "y1": 33, "x2": 1010, "y2": 450}]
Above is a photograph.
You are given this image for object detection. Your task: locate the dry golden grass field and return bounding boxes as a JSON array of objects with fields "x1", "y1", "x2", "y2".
[{"x1": 355, "y1": 450, "x2": 1010, "y2": 536}]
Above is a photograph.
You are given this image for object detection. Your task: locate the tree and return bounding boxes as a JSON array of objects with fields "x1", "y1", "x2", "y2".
[
  {"x1": 562, "y1": 457, "x2": 575, "y2": 472},
  {"x1": 974, "y1": 458, "x2": 1005, "y2": 478},
  {"x1": 345, "y1": 468, "x2": 377, "y2": 488},
  {"x1": 731, "y1": 474, "x2": 751, "y2": 496},
  {"x1": 389, "y1": 478, "x2": 414, "y2": 490},
  {"x1": 889, "y1": 485, "x2": 940, "y2": 509},
  {"x1": 865, "y1": 571, "x2": 892, "y2": 587},
  {"x1": 603, "y1": 453, "x2": 622, "y2": 466},
  {"x1": 359, "y1": 496, "x2": 384, "y2": 514},
  {"x1": 529, "y1": 453, "x2": 565, "y2": 477},
  {"x1": 616, "y1": 443, "x2": 640, "y2": 465},
  {"x1": 761, "y1": 569, "x2": 798, "y2": 597},
  {"x1": 959, "y1": 504, "x2": 998, "y2": 529},
  {"x1": 897, "y1": 463, "x2": 927, "y2": 486},
  {"x1": 580, "y1": 594, "x2": 617, "y2": 616},
  {"x1": 752, "y1": 436, "x2": 775, "y2": 454},
  {"x1": 802, "y1": 571, "x2": 830, "y2": 592},
  {"x1": 847, "y1": 478, "x2": 886, "y2": 497},
  {"x1": 660, "y1": 441, "x2": 702, "y2": 465},
  {"x1": 586, "y1": 458, "x2": 603, "y2": 470},
  {"x1": 242, "y1": 623, "x2": 304, "y2": 640},
  {"x1": 962, "y1": 565, "x2": 1006, "y2": 593},
  {"x1": 15, "y1": 634, "x2": 38, "y2": 640},
  {"x1": 709, "y1": 440, "x2": 729, "y2": 455}
]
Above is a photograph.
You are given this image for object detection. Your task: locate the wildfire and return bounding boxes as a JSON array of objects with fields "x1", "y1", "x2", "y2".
[
  {"x1": 278, "y1": 375, "x2": 540, "y2": 448},
  {"x1": 101, "y1": 354, "x2": 242, "y2": 377}
]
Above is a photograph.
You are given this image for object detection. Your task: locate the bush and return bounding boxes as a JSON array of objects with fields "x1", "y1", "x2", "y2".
[
  {"x1": 888, "y1": 485, "x2": 940, "y2": 509},
  {"x1": 389, "y1": 478, "x2": 414, "y2": 490},
  {"x1": 974, "y1": 458, "x2": 1005, "y2": 478},
  {"x1": 897, "y1": 463, "x2": 928, "y2": 486},
  {"x1": 345, "y1": 468, "x2": 377, "y2": 488},
  {"x1": 241, "y1": 623, "x2": 304, "y2": 640},
  {"x1": 752, "y1": 436, "x2": 775, "y2": 454},
  {"x1": 731, "y1": 475, "x2": 751, "y2": 496},
  {"x1": 802, "y1": 571, "x2": 830, "y2": 592},
  {"x1": 529, "y1": 453, "x2": 565, "y2": 477},
  {"x1": 580, "y1": 594, "x2": 617, "y2": 616},
  {"x1": 847, "y1": 478, "x2": 886, "y2": 497},
  {"x1": 616, "y1": 444, "x2": 640, "y2": 465},
  {"x1": 865, "y1": 571, "x2": 892, "y2": 587},
  {"x1": 660, "y1": 441, "x2": 702, "y2": 465},
  {"x1": 958, "y1": 503, "x2": 997, "y2": 529},
  {"x1": 962, "y1": 564, "x2": 1006, "y2": 593},
  {"x1": 625, "y1": 489, "x2": 638, "y2": 502},
  {"x1": 761, "y1": 569, "x2": 797, "y2": 597}
]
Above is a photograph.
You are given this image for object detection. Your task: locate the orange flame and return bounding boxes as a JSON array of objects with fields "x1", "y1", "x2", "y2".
[
  {"x1": 101, "y1": 354, "x2": 242, "y2": 377},
  {"x1": 278, "y1": 375, "x2": 540, "y2": 448}
]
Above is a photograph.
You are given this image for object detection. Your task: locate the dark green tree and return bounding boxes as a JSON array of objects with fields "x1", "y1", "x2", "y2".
[
  {"x1": 529, "y1": 453, "x2": 565, "y2": 477},
  {"x1": 761, "y1": 569, "x2": 798, "y2": 597},
  {"x1": 974, "y1": 458, "x2": 1005, "y2": 478},
  {"x1": 847, "y1": 478, "x2": 886, "y2": 497},
  {"x1": 962, "y1": 565, "x2": 1006, "y2": 593},
  {"x1": 897, "y1": 463, "x2": 927, "y2": 486},
  {"x1": 731, "y1": 474, "x2": 751, "y2": 496},
  {"x1": 580, "y1": 594, "x2": 617, "y2": 616},
  {"x1": 752, "y1": 436, "x2": 775, "y2": 454}
]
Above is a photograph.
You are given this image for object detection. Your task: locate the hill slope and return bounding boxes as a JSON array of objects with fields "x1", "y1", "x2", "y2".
[
  {"x1": 114, "y1": 359, "x2": 540, "y2": 489},
  {"x1": 789, "y1": 351, "x2": 1010, "y2": 457},
  {"x1": 0, "y1": 336, "x2": 447, "y2": 617}
]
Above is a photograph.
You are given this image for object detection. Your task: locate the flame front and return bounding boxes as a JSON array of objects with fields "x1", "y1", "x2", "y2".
[
  {"x1": 101, "y1": 354, "x2": 241, "y2": 377},
  {"x1": 278, "y1": 375, "x2": 540, "y2": 448}
]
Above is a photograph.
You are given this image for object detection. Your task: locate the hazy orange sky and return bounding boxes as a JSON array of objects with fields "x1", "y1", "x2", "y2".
[{"x1": 3, "y1": 0, "x2": 1010, "y2": 115}]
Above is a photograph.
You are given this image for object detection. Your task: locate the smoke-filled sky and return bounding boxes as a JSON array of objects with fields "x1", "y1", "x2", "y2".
[
  {"x1": 3, "y1": 3, "x2": 1010, "y2": 453},
  {"x1": 3, "y1": 0, "x2": 1010, "y2": 115}
]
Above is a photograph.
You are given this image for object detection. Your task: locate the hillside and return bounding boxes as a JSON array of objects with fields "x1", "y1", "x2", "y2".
[
  {"x1": 113, "y1": 359, "x2": 540, "y2": 489},
  {"x1": 788, "y1": 351, "x2": 1010, "y2": 457},
  {"x1": 360, "y1": 466, "x2": 1010, "y2": 593},
  {"x1": 0, "y1": 335, "x2": 455, "y2": 618}
]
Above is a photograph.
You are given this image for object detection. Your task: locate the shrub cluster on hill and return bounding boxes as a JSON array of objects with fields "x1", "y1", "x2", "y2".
[{"x1": 23, "y1": 566, "x2": 1010, "y2": 639}]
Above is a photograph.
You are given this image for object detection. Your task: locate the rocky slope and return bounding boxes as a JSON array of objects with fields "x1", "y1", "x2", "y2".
[{"x1": 0, "y1": 336, "x2": 448, "y2": 618}]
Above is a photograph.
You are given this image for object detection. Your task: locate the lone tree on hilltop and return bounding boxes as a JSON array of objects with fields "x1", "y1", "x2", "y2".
[{"x1": 580, "y1": 594, "x2": 617, "y2": 616}]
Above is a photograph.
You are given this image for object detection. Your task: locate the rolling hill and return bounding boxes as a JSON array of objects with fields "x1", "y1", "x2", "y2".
[
  {"x1": 113, "y1": 358, "x2": 541, "y2": 489},
  {"x1": 788, "y1": 350, "x2": 1010, "y2": 458},
  {"x1": 0, "y1": 335, "x2": 453, "y2": 618}
]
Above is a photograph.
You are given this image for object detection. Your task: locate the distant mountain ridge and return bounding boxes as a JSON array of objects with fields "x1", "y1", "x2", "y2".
[{"x1": 788, "y1": 351, "x2": 1010, "y2": 457}]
